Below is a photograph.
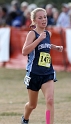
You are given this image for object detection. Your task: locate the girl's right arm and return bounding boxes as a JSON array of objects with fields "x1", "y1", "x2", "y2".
[{"x1": 22, "y1": 31, "x2": 46, "y2": 56}]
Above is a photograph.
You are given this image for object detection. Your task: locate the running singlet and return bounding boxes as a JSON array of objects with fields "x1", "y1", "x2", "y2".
[{"x1": 26, "y1": 30, "x2": 54, "y2": 75}]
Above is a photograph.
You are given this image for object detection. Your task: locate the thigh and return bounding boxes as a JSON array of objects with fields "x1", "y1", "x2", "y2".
[
  {"x1": 28, "y1": 89, "x2": 39, "y2": 106},
  {"x1": 41, "y1": 80, "x2": 54, "y2": 99}
]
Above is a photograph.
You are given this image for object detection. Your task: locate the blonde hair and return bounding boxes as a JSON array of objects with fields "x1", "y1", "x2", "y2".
[{"x1": 30, "y1": 8, "x2": 46, "y2": 25}]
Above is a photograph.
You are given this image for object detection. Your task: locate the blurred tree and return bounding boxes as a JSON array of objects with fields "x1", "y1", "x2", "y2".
[{"x1": 0, "y1": 0, "x2": 70, "y2": 9}]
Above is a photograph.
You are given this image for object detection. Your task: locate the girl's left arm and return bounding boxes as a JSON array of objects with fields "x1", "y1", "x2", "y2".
[
  {"x1": 51, "y1": 44, "x2": 63, "y2": 52},
  {"x1": 48, "y1": 31, "x2": 63, "y2": 52}
]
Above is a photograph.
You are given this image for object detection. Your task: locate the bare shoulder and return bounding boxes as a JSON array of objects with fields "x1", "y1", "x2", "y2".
[
  {"x1": 25, "y1": 30, "x2": 36, "y2": 44},
  {"x1": 27, "y1": 30, "x2": 35, "y2": 38}
]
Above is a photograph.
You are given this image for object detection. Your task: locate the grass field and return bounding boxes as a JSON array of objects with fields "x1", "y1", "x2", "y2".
[{"x1": 0, "y1": 67, "x2": 71, "y2": 124}]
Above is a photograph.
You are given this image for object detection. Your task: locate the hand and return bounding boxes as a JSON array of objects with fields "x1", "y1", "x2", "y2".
[
  {"x1": 56, "y1": 46, "x2": 63, "y2": 52},
  {"x1": 38, "y1": 32, "x2": 46, "y2": 41}
]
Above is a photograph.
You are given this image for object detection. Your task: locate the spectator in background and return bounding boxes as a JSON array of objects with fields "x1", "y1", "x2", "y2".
[
  {"x1": 0, "y1": 6, "x2": 8, "y2": 26},
  {"x1": 21, "y1": 1, "x2": 28, "y2": 14},
  {"x1": 21, "y1": 8, "x2": 31, "y2": 28},
  {"x1": 0, "y1": 7, "x2": 3, "y2": 26},
  {"x1": 45, "y1": 4, "x2": 55, "y2": 26},
  {"x1": 21, "y1": 3, "x2": 37, "y2": 28},
  {"x1": 28, "y1": 3, "x2": 37, "y2": 12},
  {"x1": 20, "y1": 1, "x2": 29, "y2": 27},
  {"x1": 52, "y1": 8, "x2": 59, "y2": 25},
  {"x1": 10, "y1": 0, "x2": 21, "y2": 15},
  {"x1": 6, "y1": 11, "x2": 22, "y2": 27},
  {"x1": 56, "y1": 3, "x2": 70, "y2": 28},
  {"x1": 68, "y1": 3, "x2": 71, "y2": 27},
  {"x1": 68, "y1": 10, "x2": 71, "y2": 26},
  {"x1": 6, "y1": 0, "x2": 22, "y2": 27},
  {"x1": 68, "y1": 2, "x2": 71, "y2": 10}
]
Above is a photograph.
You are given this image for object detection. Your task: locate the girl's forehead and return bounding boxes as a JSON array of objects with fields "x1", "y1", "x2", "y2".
[{"x1": 35, "y1": 10, "x2": 46, "y2": 17}]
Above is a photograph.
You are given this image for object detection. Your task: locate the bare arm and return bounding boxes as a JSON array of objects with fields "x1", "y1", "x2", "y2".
[
  {"x1": 48, "y1": 31, "x2": 63, "y2": 52},
  {"x1": 51, "y1": 44, "x2": 63, "y2": 52},
  {"x1": 22, "y1": 31, "x2": 46, "y2": 56}
]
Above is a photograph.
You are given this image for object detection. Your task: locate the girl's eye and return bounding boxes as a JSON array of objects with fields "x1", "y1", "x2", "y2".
[
  {"x1": 38, "y1": 17, "x2": 42, "y2": 19},
  {"x1": 38, "y1": 16, "x2": 47, "y2": 19}
]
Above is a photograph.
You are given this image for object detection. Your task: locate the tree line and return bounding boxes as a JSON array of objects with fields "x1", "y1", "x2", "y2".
[{"x1": 0, "y1": 0, "x2": 70, "y2": 9}]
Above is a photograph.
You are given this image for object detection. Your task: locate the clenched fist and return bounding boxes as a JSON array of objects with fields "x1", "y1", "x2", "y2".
[
  {"x1": 38, "y1": 32, "x2": 46, "y2": 41},
  {"x1": 56, "y1": 46, "x2": 63, "y2": 52}
]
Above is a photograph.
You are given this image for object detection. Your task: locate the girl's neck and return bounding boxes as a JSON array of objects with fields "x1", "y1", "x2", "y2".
[{"x1": 35, "y1": 27, "x2": 45, "y2": 34}]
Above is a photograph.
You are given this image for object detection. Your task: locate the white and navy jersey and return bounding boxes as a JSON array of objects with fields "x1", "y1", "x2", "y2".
[{"x1": 26, "y1": 30, "x2": 54, "y2": 76}]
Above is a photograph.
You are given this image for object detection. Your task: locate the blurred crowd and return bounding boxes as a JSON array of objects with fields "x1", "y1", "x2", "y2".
[{"x1": 0, "y1": 0, "x2": 71, "y2": 28}]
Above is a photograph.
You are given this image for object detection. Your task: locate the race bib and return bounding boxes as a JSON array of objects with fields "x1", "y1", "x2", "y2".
[{"x1": 38, "y1": 52, "x2": 51, "y2": 67}]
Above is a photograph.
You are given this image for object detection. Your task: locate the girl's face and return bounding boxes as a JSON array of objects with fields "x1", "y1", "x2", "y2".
[{"x1": 34, "y1": 10, "x2": 47, "y2": 28}]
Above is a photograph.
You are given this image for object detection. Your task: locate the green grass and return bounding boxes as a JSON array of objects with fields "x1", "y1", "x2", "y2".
[{"x1": 0, "y1": 68, "x2": 71, "y2": 124}]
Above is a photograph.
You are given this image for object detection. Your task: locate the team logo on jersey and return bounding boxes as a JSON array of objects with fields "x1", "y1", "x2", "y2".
[{"x1": 38, "y1": 43, "x2": 51, "y2": 50}]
